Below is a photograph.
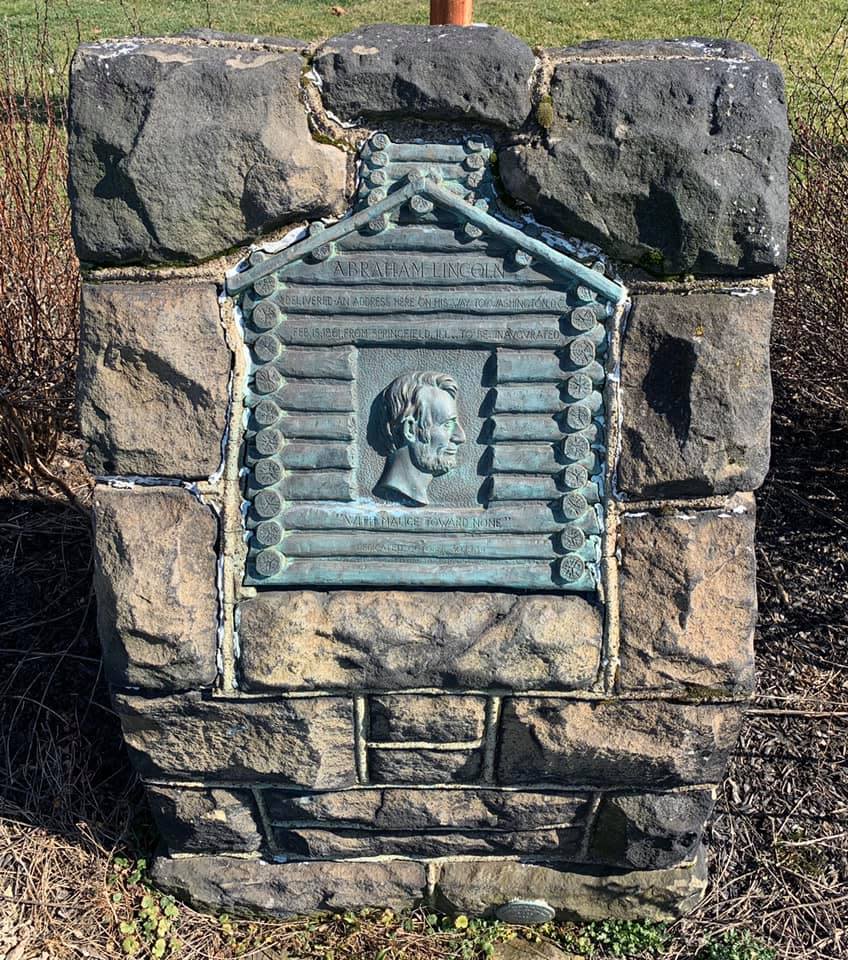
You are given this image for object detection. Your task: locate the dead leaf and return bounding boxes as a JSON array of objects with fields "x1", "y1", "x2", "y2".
[{"x1": 7, "y1": 942, "x2": 30, "y2": 960}]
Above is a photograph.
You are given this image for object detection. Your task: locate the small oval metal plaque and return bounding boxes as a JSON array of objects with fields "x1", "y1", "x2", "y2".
[{"x1": 495, "y1": 899, "x2": 556, "y2": 925}]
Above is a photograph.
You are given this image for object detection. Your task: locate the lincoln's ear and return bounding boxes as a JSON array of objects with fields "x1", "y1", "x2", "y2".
[{"x1": 402, "y1": 417, "x2": 416, "y2": 443}]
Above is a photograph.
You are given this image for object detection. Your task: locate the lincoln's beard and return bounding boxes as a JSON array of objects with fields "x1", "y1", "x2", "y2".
[{"x1": 409, "y1": 440, "x2": 455, "y2": 477}]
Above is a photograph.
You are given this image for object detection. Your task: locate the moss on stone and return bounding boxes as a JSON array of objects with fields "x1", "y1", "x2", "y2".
[
  {"x1": 536, "y1": 94, "x2": 555, "y2": 130},
  {"x1": 679, "y1": 684, "x2": 738, "y2": 702},
  {"x1": 309, "y1": 128, "x2": 352, "y2": 152},
  {"x1": 640, "y1": 248, "x2": 667, "y2": 272}
]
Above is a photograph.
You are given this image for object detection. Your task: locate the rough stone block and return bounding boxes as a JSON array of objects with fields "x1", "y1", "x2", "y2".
[
  {"x1": 547, "y1": 38, "x2": 762, "y2": 62},
  {"x1": 434, "y1": 845, "x2": 707, "y2": 921},
  {"x1": 264, "y1": 788, "x2": 591, "y2": 831},
  {"x1": 588, "y1": 789, "x2": 715, "y2": 870},
  {"x1": 93, "y1": 486, "x2": 218, "y2": 691},
  {"x1": 177, "y1": 28, "x2": 307, "y2": 50},
  {"x1": 618, "y1": 507, "x2": 757, "y2": 695},
  {"x1": 368, "y1": 747, "x2": 482, "y2": 784},
  {"x1": 314, "y1": 25, "x2": 534, "y2": 128},
  {"x1": 152, "y1": 855, "x2": 427, "y2": 917},
  {"x1": 496, "y1": 698, "x2": 744, "y2": 787},
  {"x1": 115, "y1": 692, "x2": 356, "y2": 787},
  {"x1": 146, "y1": 786, "x2": 262, "y2": 854},
  {"x1": 237, "y1": 592, "x2": 602, "y2": 691},
  {"x1": 272, "y1": 826, "x2": 583, "y2": 859},
  {"x1": 618, "y1": 290, "x2": 773, "y2": 498},
  {"x1": 68, "y1": 40, "x2": 346, "y2": 264},
  {"x1": 369, "y1": 694, "x2": 486, "y2": 742},
  {"x1": 493, "y1": 941, "x2": 575, "y2": 960},
  {"x1": 77, "y1": 281, "x2": 230, "y2": 477},
  {"x1": 501, "y1": 44, "x2": 789, "y2": 275}
]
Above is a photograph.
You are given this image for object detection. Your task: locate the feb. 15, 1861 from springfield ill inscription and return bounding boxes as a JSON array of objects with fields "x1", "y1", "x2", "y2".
[{"x1": 228, "y1": 134, "x2": 627, "y2": 594}]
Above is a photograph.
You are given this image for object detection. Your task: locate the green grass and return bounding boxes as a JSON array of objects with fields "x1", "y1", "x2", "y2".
[{"x1": 1, "y1": 0, "x2": 846, "y2": 78}]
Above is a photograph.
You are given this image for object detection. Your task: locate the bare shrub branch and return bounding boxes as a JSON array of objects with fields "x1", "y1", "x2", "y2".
[
  {"x1": 0, "y1": 27, "x2": 79, "y2": 487},
  {"x1": 773, "y1": 50, "x2": 848, "y2": 420}
]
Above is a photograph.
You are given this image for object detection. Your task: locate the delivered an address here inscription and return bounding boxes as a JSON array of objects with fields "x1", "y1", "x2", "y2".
[{"x1": 273, "y1": 289, "x2": 571, "y2": 314}]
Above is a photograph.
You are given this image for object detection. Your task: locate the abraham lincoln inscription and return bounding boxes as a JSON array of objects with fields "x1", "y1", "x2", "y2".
[{"x1": 231, "y1": 135, "x2": 626, "y2": 592}]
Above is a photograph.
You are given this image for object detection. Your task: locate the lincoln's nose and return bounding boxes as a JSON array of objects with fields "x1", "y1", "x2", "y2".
[{"x1": 453, "y1": 421, "x2": 466, "y2": 444}]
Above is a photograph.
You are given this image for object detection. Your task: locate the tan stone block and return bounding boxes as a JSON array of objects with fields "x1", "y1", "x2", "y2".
[
  {"x1": 272, "y1": 825, "x2": 583, "y2": 859},
  {"x1": 368, "y1": 747, "x2": 483, "y2": 784},
  {"x1": 93, "y1": 486, "x2": 218, "y2": 690},
  {"x1": 264, "y1": 787, "x2": 591, "y2": 831},
  {"x1": 152, "y1": 855, "x2": 426, "y2": 917},
  {"x1": 618, "y1": 505, "x2": 756, "y2": 695},
  {"x1": 368, "y1": 694, "x2": 486, "y2": 742},
  {"x1": 146, "y1": 785, "x2": 262, "y2": 853},
  {"x1": 618, "y1": 290, "x2": 773, "y2": 497},
  {"x1": 77, "y1": 281, "x2": 231, "y2": 477},
  {"x1": 435, "y1": 845, "x2": 707, "y2": 921},
  {"x1": 497, "y1": 698, "x2": 744, "y2": 787},
  {"x1": 238, "y1": 591, "x2": 603, "y2": 691},
  {"x1": 493, "y1": 941, "x2": 579, "y2": 960},
  {"x1": 115, "y1": 692, "x2": 356, "y2": 788}
]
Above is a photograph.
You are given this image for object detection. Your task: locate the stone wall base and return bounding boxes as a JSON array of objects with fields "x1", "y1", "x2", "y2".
[
  {"x1": 71, "y1": 24, "x2": 783, "y2": 927},
  {"x1": 151, "y1": 846, "x2": 706, "y2": 922}
]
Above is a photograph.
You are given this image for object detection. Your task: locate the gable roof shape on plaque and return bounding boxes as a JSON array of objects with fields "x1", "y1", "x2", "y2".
[{"x1": 227, "y1": 168, "x2": 627, "y2": 305}]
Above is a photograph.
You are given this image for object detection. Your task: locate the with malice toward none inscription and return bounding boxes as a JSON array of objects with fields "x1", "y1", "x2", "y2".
[{"x1": 230, "y1": 134, "x2": 626, "y2": 593}]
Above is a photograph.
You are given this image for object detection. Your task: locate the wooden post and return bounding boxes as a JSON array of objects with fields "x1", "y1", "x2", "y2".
[{"x1": 430, "y1": 0, "x2": 473, "y2": 25}]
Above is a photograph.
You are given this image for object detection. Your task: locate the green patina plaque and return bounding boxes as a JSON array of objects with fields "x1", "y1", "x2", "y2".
[{"x1": 227, "y1": 134, "x2": 626, "y2": 593}]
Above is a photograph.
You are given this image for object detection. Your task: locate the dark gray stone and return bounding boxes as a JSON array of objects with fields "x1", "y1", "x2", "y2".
[
  {"x1": 368, "y1": 747, "x2": 483, "y2": 784},
  {"x1": 272, "y1": 826, "x2": 583, "y2": 859},
  {"x1": 93, "y1": 486, "x2": 218, "y2": 691},
  {"x1": 369, "y1": 694, "x2": 486, "y2": 742},
  {"x1": 177, "y1": 28, "x2": 306, "y2": 50},
  {"x1": 588, "y1": 790, "x2": 715, "y2": 869},
  {"x1": 548, "y1": 38, "x2": 761, "y2": 62},
  {"x1": 264, "y1": 788, "x2": 592, "y2": 831},
  {"x1": 115, "y1": 692, "x2": 356, "y2": 787},
  {"x1": 77, "y1": 281, "x2": 230, "y2": 478},
  {"x1": 434, "y1": 845, "x2": 707, "y2": 921},
  {"x1": 68, "y1": 40, "x2": 346, "y2": 265},
  {"x1": 618, "y1": 290, "x2": 773, "y2": 498},
  {"x1": 237, "y1": 591, "x2": 602, "y2": 692},
  {"x1": 152, "y1": 855, "x2": 427, "y2": 917},
  {"x1": 497, "y1": 698, "x2": 745, "y2": 787},
  {"x1": 618, "y1": 507, "x2": 757, "y2": 696},
  {"x1": 501, "y1": 46, "x2": 789, "y2": 275},
  {"x1": 314, "y1": 25, "x2": 535, "y2": 128},
  {"x1": 146, "y1": 786, "x2": 263, "y2": 853}
]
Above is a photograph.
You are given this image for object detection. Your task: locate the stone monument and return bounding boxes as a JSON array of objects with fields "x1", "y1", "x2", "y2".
[{"x1": 70, "y1": 25, "x2": 788, "y2": 920}]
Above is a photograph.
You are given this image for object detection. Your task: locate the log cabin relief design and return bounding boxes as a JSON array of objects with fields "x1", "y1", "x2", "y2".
[{"x1": 228, "y1": 134, "x2": 627, "y2": 593}]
